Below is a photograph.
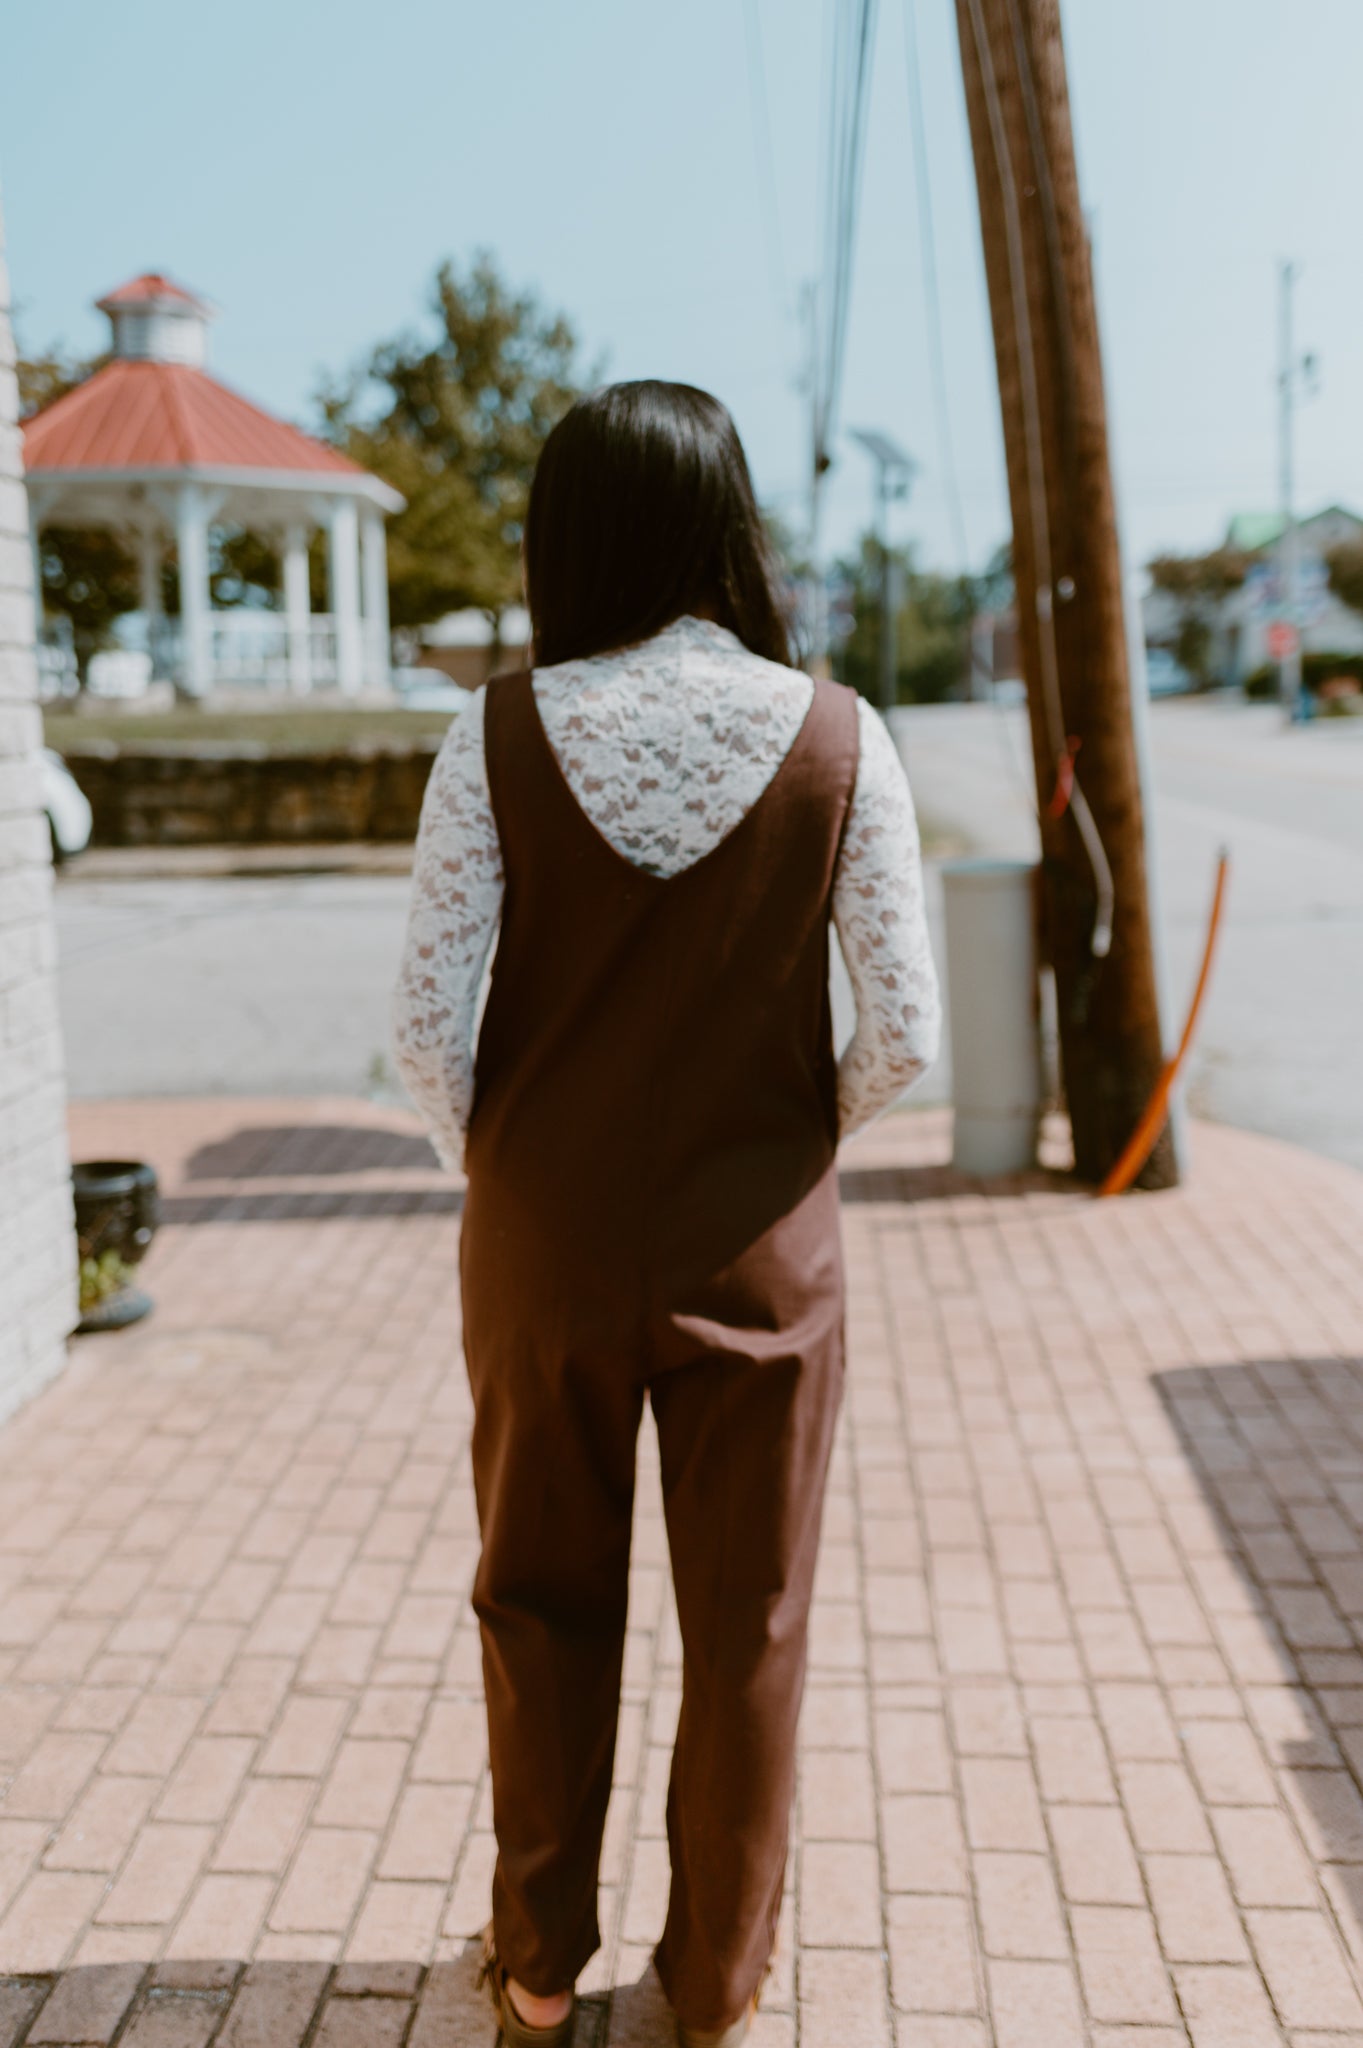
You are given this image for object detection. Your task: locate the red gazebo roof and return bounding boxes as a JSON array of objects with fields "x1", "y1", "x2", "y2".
[
  {"x1": 23, "y1": 359, "x2": 366, "y2": 479},
  {"x1": 95, "y1": 271, "x2": 209, "y2": 315}
]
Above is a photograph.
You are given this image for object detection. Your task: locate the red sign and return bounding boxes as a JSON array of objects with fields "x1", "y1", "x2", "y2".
[{"x1": 1267, "y1": 620, "x2": 1299, "y2": 660}]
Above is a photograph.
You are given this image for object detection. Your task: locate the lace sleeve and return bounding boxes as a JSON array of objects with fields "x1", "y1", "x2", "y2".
[
  {"x1": 833, "y1": 698, "x2": 942, "y2": 1138},
  {"x1": 391, "y1": 691, "x2": 503, "y2": 1172}
]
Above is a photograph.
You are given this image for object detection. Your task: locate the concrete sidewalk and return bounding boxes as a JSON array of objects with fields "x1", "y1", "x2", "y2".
[{"x1": 3, "y1": 1102, "x2": 1363, "y2": 2045}]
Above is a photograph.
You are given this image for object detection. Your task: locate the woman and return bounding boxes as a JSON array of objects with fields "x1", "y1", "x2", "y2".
[{"x1": 392, "y1": 380, "x2": 939, "y2": 2048}]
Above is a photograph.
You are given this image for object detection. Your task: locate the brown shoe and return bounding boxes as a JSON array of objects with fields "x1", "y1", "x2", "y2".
[
  {"x1": 479, "y1": 1924, "x2": 576, "y2": 2046},
  {"x1": 676, "y1": 1999, "x2": 757, "y2": 2047}
]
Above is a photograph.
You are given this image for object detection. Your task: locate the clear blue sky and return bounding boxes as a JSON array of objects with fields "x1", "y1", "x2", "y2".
[{"x1": 1, "y1": 0, "x2": 1356, "y2": 580}]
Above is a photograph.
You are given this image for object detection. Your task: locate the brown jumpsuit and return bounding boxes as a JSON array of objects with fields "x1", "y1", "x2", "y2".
[{"x1": 459, "y1": 666, "x2": 860, "y2": 2032}]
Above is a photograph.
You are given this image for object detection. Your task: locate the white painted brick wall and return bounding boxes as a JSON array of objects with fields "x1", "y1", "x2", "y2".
[{"x1": 0, "y1": 202, "x2": 77, "y2": 1422}]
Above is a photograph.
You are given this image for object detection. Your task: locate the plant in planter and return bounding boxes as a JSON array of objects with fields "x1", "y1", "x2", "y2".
[{"x1": 72, "y1": 1160, "x2": 160, "y2": 1333}]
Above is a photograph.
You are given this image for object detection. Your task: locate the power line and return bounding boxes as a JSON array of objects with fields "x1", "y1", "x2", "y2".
[
  {"x1": 742, "y1": 0, "x2": 790, "y2": 320},
  {"x1": 902, "y1": 0, "x2": 971, "y2": 572},
  {"x1": 814, "y1": 0, "x2": 881, "y2": 474}
]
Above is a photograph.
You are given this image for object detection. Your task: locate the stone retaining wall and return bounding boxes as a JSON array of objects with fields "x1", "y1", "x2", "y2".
[{"x1": 58, "y1": 741, "x2": 441, "y2": 845}]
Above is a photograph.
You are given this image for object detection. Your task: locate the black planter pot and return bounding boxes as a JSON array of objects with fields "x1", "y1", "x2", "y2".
[{"x1": 73, "y1": 1159, "x2": 160, "y2": 1334}]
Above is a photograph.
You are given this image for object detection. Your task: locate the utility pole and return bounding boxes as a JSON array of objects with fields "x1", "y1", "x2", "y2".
[
  {"x1": 850, "y1": 429, "x2": 915, "y2": 711},
  {"x1": 954, "y1": 0, "x2": 1175, "y2": 1188},
  {"x1": 1276, "y1": 262, "x2": 1317, "y2": 723}
]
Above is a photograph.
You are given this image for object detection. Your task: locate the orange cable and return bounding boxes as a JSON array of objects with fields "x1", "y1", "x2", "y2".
[
  {"x1": 1098, "y1": 849, "x2": 1231, "y2": 1198},
  {"x1": 1046, "y1": 736, "x2": 1081, "y2": 820}
]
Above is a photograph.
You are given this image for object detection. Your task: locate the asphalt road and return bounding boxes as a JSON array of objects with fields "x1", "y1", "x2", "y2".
[
  {"x1": 890, "y1": 697, "x2": 1363, "y2": 1172},
  {"x1": 53, "y1": 852, "x2": 951, "y2": 1114},
  {"x1": 52, "y1": 695, "x2": 1363, "y2": 1170}
]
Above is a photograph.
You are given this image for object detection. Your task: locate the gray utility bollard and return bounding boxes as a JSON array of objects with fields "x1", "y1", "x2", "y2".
[{"x1": 941, "y1": 859, "x2": 1043, "y2": 1175}]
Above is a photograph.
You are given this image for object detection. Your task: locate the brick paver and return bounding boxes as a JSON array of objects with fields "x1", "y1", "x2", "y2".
[{"x1": 1, "y1": 1098, "x2": 1363, "y2": 2043}]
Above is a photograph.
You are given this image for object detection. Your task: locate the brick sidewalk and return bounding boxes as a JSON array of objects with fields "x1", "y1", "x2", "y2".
[{"x1": 3, "y1": 1101, "x2": 1363, "y2": 2045}]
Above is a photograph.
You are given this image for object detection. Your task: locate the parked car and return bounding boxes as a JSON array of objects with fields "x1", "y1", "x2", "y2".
[
  {"x1": 41, "y1": 750, "x2": 93, "y2": 861},
  {"x1": 1144, "y1": 648, "x2": 1195, "y2": 698},
  {"x1": 393, "y1": 667, "x2": 472, "y2": 713}
]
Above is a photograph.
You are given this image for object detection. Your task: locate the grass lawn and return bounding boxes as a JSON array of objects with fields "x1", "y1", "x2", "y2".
[{"x1": 43, "y1": 706, "x2": 460, "y2": 752}]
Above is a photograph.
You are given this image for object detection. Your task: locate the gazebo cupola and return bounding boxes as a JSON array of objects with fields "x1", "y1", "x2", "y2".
[
  {"x1": 23, "y1": 272, "x2": 404, "y2": 696},
  {"x1": 98, "y1": 272, "x2": 214, "y2": 368}
]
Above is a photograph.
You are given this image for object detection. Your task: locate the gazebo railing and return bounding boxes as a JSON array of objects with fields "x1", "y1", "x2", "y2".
[
  {"x1": 307, "y1": 620, "x2": 338, "y2": 685},
  {"x1": 151, "y1": 615, "x2": 344, "y2": 691}
]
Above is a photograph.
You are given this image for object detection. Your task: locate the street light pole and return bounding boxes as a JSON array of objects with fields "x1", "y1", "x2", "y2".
[
  {"x1": 1278, "y1": 262, "x2": 1300, "y2": 720},
  {"x1": 849, "y1": 429, "x2": 915, "y2": 712},
  {"x1": 1276, "y1": 261, "x2": 1317, "y2": 723}
]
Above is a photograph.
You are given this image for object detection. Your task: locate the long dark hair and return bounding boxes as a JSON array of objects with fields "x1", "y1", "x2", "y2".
[{"x1": 523, "y1": 380, "x2": 792, "y2": 669}]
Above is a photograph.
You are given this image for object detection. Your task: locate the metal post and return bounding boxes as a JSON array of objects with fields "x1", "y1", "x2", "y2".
[
  {"x1": 850, "y1": 429, "x2": 914, "y2": 714},
  {"x1": 1277, "y1": 260, "x2": 1303, "y2": 722},
  {"x1": 877, "y1": 469, "x2": 896, "y2": 711}
]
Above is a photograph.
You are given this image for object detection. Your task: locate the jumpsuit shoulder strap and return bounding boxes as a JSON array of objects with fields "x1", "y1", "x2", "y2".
[
  {"x1": 805, "y1": 675, "x2": 862, "y2": 847},
  {"x1": 481, "y1": 667, "x2": 548, "y2": 854}
]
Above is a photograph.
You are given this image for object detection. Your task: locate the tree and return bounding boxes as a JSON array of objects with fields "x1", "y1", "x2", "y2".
[
  {"x1": 1147, "y1": 545, "x2": 1249, "y2": 689},
  {"x1": 318, "y1": 254, "x2": 587, "y2": 632},
  {"x1": 20, "y1": 347, "x2": 144, "y2": 676},
  {"x1": 18, "y1": 348, "x2": 100, "y2": 419},
  {"x1": 835, "y1": 536, "x2": 975, "y2": 705},
  {"x1": 1146, "y1": 546, "x2": 1250, "y2": 604},
  {"x1": 1325, "y1": 540, "x2": 1363, "y2": 617}
]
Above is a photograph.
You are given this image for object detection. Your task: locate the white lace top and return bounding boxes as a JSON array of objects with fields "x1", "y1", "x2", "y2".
[{"x1": 392, "y1": 615, "x2": 940, "y2": 1171}]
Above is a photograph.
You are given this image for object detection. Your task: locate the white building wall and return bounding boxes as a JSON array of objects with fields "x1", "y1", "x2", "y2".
[{"x1": 0, "y1": 203, "x2": 77, "y2": 1421}]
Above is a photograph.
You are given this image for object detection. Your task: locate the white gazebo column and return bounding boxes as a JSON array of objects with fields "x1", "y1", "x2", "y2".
[
  {"x1": 360, "y1": 506, "x2": 392, "y2": 690},
  {"x1": 327, "y1": 497, "x2": 362, "y2": 694},
  {"x1": 283, "y1": 523, "x2": 312, "y2": 694},
  {"x1": 175, "y1": 485, "x2": 211, "y2": 695},
  {"x1": 137, "y1": 528, "x2": 163, "y2": 672}
]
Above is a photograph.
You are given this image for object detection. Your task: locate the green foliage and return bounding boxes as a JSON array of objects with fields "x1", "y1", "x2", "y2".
[
  {"x1": 18, "y1": 347, "x2": 103, "y2": 418},
  {"x1": 34, "y1": 526, "x2": 141, "y2": 668},
  {"x1": 79, "y1": 1249, "x2": 132, "y2": 1313},
  {"x1": 22, "y1": 257, "x2": 588, "y2": 657},
  {"x1": 1147, "y1": 547, "x2": 1250, "y2": 602},
  {"x1": 836, "y1": 535, "x2": 974, "y2": 705},
  {"x1": 1146, "y1": 545, "x2": 1250, "y2": 694},
  {"x1": 1174, "y1": 614, "x2": 1214, "y2": 688},
  {"x1": 20, "y1": 347, "x2": 142, "y2": 670},
  {"x1": 210, "y1": 529, "x2": 281, "y2": 609},
  {"x1": 762, "y1": 507, "x2": 814, "y2": 584},
  {"x1": 317, "y1": 253, "x2": 587, "y2": 631},
  {"x1": 1325, "y1": 541, "x2": 1363, "y2": 617},
  {"x1": 1244, "y1": 651, "x2": 1363, "y2": 700}
]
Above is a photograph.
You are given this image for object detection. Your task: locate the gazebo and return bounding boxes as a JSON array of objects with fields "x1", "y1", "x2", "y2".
[{"x1": 23, "y1": 273, "x2": 404, "y2": 696}]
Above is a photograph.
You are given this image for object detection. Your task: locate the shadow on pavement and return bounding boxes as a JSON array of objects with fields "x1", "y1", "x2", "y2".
[
  {"x1": 161, "y1": 1187, "x2": 463, "y2": 1224},
  {"x1": 161, "y1": 1121, "x2": 459, "y2": 1223},
  {"x1": 0, "y1": 1945, "x2": 668, "y2": 2045},
  {"x1": 186, "y1": 1125, "x2": 440, "y2": 1179},
  {"x1": 161, "y1": 1123, "x2": 1077, "y2": 1223},
  {"x1": 837, "y1": 1161, "x2": 1076, "y2": 1204},
  {"x1": 1157, "y1": 1355, "x2": 1363, "y2": 1955}
]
